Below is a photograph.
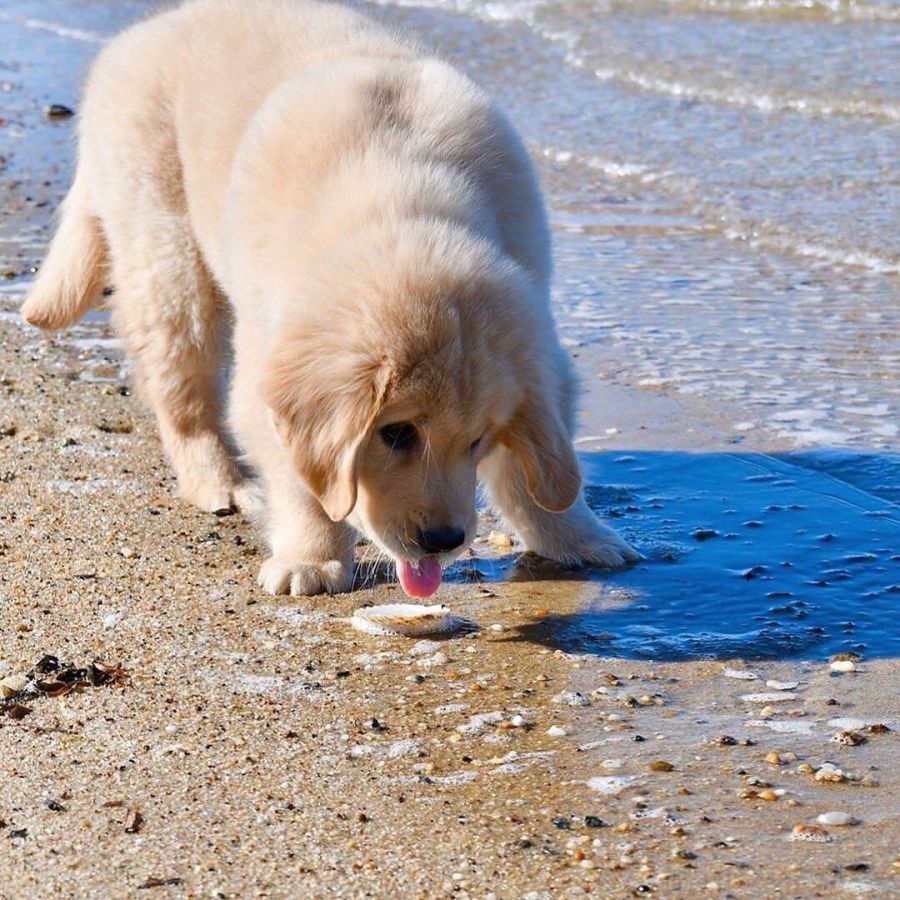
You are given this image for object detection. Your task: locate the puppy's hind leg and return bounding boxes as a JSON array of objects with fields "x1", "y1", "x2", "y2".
[
  {"x1": 480, "y1": 444, "x2": 640, "y2": 568},
  {"x1": 104, "y1": 218, "x2": 247, "y2": 514}
]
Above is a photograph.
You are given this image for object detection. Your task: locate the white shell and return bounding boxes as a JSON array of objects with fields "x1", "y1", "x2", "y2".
[
  {"x1": 816, "y1": 811, "x2": 858, "y2": 827},
  {"x1": 350, "y1": 603, "x2": 459, "y2": 637},
  {"x1": 830, "y1": 660, "x2": 857, "y2": 672}
]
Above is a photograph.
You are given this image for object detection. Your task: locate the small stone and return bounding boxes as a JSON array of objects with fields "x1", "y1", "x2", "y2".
[
  {"x1": 584, "y1": 816, "x2": 607, "y2": 828},
  {"x1": 489, "y1": 624, "x2": 506, "y2": 632},
  {"x1": 45, "y1": 103, "x2": 75, "y2": 119},
  {"x1": 816, "y1": 811, "x2": 858, "y2": 827},
  {"x1": 764, "y1": 752, "x2": 782, "y2": 765},
  {"x1": 796, "y1": 763, "x2": 815, "y2": 775},
  {"x1": 0, "y1": 675, "x2": 28, "y2": 699},
  {"x1": 547, "y1": 726, "x2": 567, "y2": 737},
  {"x1": 759, "y1": 706, "x2": 777, "y2": 718},
  {"x1": 713, "y1": 735, "x2": 738, "y2": 746},
  {"x1": 758, "y1": 789, "x2": 779, "y2": 802},
  {"x1": 649, "y1": 760, "x2": 674, "y2": 773},
  {"x1": 765, "y1": 680, "x2": 799, "y2": 691},
  {"x1": 829, "y1": 660, "x2": 857, "y2": 673},
  {"x1": 791, "y1": 824, "x2": 832, "y2": 843},
  {"x1": 509, "y1": 715, "x2": 528, "y2": 728}
]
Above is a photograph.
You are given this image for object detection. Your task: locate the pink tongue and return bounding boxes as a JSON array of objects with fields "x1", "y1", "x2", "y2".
[{"x1": 397, "y1": 558, "x2": 443, "y2": 598}]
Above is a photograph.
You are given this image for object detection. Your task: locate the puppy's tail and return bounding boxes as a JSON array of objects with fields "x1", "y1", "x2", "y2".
[{"x1": 22, "y1": 171, "x2": 108, "y2": 330}]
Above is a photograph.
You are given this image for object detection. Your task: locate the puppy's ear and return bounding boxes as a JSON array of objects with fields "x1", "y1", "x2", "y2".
[
  {"x1": 502, "y1": 397, "x2": 582, "y2": 514},
  {"x1": 264, "y1": 330, "x2": 390, "y2": 522}
]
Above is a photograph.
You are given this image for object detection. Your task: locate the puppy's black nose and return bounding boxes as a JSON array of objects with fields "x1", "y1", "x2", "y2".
[{"x1": 417, "y1": 526, "x2": 465, "y2": 554}]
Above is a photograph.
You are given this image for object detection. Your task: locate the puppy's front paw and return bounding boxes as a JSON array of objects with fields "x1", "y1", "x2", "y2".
[
  {"x1": 526, "y1": 515, "x2": 640, "y2": 570},
  {"x1": 574, "y1": 525, "x2": 641, "y2": 568},
  {"x1": 257, "y1": 556, "x2": 352, "y2": 596}
]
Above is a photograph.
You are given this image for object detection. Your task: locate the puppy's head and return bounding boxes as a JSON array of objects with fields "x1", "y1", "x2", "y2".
[{"x1": 264, "y1": 222, "x2": 580, "y2": 595}]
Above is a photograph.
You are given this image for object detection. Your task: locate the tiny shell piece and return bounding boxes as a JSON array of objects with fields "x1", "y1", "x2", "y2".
[
  {"x1": 0, "y1": 674, "x2": 28, "y2": 699},
  {"x1": 350, "y1": 603, "x2": 459, "y2": 637}
]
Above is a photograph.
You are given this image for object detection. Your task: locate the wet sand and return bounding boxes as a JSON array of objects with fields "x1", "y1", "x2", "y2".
[{"x1": 2, "y1": 0, "x2": 900, "y2": 896}]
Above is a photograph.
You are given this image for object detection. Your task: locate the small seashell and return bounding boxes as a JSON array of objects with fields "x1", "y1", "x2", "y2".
[
  {"x1": 552, "y1": 691, "x2": 590, "y2": 707},
  {"x1": 741, "y1": 692, "x2": 797, "y2": 703},
  {"x1": 829, "y1": 660, "x2": 857, "y2": 673},
  {"x1": 831, "y1": 730, "x2": 867, "y2": 747},
  {"x1": 724, "y1": 668, "x2": 759, "y2": 680},
  {"x1": 350, "y1": 604, "x2": 459, "y2": 637},
  {"x1": 791, "y1": 823, "x2": 832, "y2": 843},
  {"x1": 814, "y1": 763, "x2": 846, "y2": 784},
  {"x1": 0, "y1": 674, "x2": 28, "y2": 699},
  {"x1": 816, "y1": 811, "x2": 858, "y2": 827},
  {"x1": 766, "y1": 680, "x2": 799, "y2": 691}
]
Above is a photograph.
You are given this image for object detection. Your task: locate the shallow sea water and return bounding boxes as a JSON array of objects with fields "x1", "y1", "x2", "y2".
[{"x1": 0, "y1": 0, "x2": 898, "y2": 661}]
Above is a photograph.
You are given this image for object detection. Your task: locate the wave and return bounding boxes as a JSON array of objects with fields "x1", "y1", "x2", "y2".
[
  {"x1": 0, "y1": 12, "x2": 106, "y2": 43},
  {"x1": 541, "y1": 147, "x2": 900, "y2": 276},
  {"x1": 648, "y1": 0, "x2": 900, "y2": 23},
  {"x1": 371, "y1": 0, "x2": 900, "y2": 122},
  {"x1": 587, "y1": 65, "x2": 900, "y2": 122}
]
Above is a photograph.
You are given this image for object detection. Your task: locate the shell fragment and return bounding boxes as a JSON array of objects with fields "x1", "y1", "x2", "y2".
[{"x1": 350, "y1": 603, "x2": 460, "y2": 637}]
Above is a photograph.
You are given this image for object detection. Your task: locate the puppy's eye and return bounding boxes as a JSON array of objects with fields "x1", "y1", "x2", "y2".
[{"x1": 380, "y1": 422, "x2": 418, "y2": 451}]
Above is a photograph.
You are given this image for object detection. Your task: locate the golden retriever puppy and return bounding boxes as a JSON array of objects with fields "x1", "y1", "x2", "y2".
[{"x1": 22, "y1": 0, "x2": 638, "y2": 596}]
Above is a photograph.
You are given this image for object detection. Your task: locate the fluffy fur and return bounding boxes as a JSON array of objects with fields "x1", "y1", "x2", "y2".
[{"x1": 22, "y1": 0, "x2": 638, "y2": 595}]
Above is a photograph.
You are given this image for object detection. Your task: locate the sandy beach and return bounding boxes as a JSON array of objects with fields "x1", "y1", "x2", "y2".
[{"x1": 2, "y1": 0, "x2": 899, "y2": 896}]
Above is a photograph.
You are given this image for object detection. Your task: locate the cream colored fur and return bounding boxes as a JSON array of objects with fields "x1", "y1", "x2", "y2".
[{"x1": 22, "y1": 0, "x2": 637, "y2": 595}]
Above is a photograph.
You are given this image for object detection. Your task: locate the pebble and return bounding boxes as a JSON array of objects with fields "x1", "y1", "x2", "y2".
[
  {"x1": 489, "y1": 624, "x2": 506, "y2": 633},
  {"x1": 44, "y1": 103, "x2": 75, "y2": 119},
  {"x1": 0, "y1": 674, "x2": 28, "y2": 699},
  {"x1": 509, "y1": 715, "x2": 528, "y2": 728},
  {"x1": 547, "y1": 726, "x2": 567, "y2": 737},
  {"x1": 829, "y1": 660, "x2": 857, "y2": 673},
  {"x1": 791, "y1": 824, "x2": 832, "y2": 843},
  {"x1": 816, "y1": 811, "x2": 858, "y2": 827},
  {"x1": 649, "y1": 760, "x2": 674, "y2": 773},
  {"x1": 764, "y1": 752, "x2": 782, "y2": 765},
  {"x1": 758, "y1": 789, "x2": 779, "y2": 802}
]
